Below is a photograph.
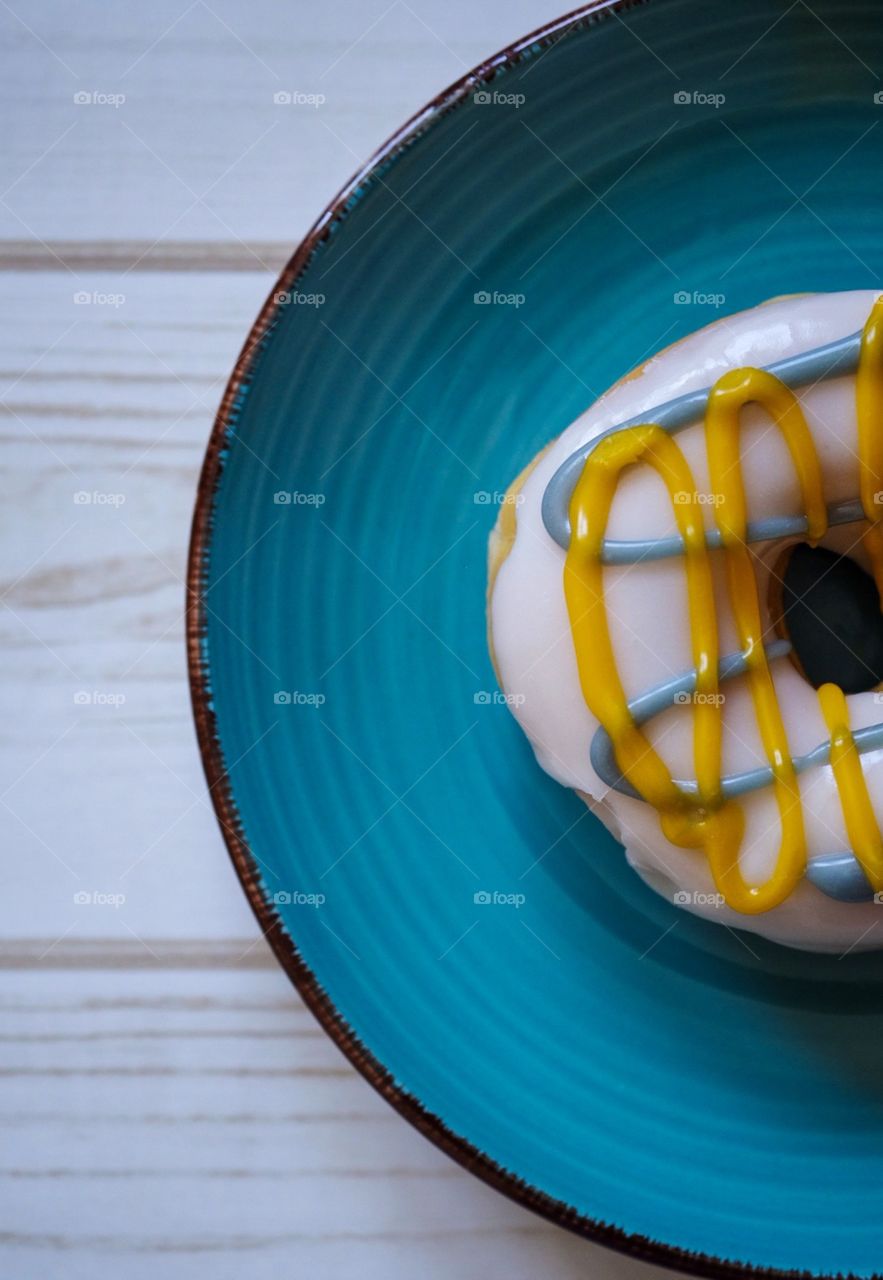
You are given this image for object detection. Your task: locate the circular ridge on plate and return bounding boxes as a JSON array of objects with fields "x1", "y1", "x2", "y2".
[{"x1": 188, "y1": 2, "x2": 883, "y2": 1276}]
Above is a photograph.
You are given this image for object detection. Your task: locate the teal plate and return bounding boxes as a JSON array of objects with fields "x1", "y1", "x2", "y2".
[{"x1": 188, "y1": 3, "x2": 883, "y2": 1275}]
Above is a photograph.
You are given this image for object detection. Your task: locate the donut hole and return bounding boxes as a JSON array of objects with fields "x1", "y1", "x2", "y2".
[{"x1": 772, "y1": 542, "x2": 883, "y2": 693}]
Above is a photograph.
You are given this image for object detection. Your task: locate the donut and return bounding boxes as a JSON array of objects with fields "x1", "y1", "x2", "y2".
[{"x1": 488, "y1": 290, "x2": 883, "y2": 953}]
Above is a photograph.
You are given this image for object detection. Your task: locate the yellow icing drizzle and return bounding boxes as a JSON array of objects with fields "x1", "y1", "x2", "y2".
[
  {"x1": 564, "y1": 295, "x2": 883, "y2": 913},
  {"x1": 818, "y1": 683, "x2": 883, "y2": 892},
  {"x1": 857, "y1": 298, "x2": 883, "y2": 602}
]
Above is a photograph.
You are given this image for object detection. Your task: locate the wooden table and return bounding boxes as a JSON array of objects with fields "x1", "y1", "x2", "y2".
[{"x1": 1, "y1": 3, "x2": 672, "y2": 1274}]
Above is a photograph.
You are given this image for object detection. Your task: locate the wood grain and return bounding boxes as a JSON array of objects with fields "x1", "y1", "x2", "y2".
[
  {"x1": 0, "y1": 269, "x2": 269, "y2": 942},
  {"x1": 0, "y1": 0, "x2": 558, "y2": 245},
  {"x1": 0, "y1": 3, "x2": 674, "y2": 1275},
  {"x1": 0, "y1": 959, "x2": 673, "y2": 1280}
]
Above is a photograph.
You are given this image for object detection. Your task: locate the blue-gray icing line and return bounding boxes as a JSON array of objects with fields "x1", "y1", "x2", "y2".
[
  {"x1": 590, "y1": 639, "x2": 883, "y2": 801},
  {"x1": 541, "y1": 327, "x2": 862, "y2": 553},
  {"x1": 589, "y1": 639, "x2": 883, "y2": 904},
  {"x1": 599, "y1": 497, "x2": 864, "y2": 565},
  {"x1": 805, "y1": 853, "x2": 874, "y2": 903},
  {"x1": 541, "y1": 325, "x2": 883, "y2": 903}
]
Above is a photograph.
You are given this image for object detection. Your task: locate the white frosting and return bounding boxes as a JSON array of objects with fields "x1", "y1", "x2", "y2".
[{"x1": 491, "y1": 290, "x2": 883, "y2": 953}]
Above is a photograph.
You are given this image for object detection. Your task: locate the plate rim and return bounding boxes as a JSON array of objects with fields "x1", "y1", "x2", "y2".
[{"x1": 186, "y1": 2, "x2": 869, "y2": 1275}]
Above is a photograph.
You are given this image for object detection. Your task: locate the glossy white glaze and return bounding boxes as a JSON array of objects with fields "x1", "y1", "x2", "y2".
[{"x1": 490, "y1": 290, "x2": 883, "y2": 952}]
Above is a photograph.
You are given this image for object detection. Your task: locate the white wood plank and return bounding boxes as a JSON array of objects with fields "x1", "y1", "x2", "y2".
[
  {"x1": 0, "y1": 269, "x2": 267, "y2": 940},
  {"x1": 0, "y1": 0, "x2": 560, "y2": 249},
  {"x1": 0, "y1": 962, "x2": 673, "y2": 1280},
  {"x1": 0, "y1": 8, "x2": 683, "y2": 1276}
]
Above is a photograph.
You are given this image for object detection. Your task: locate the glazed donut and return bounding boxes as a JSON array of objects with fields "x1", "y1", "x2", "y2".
[{"x1": 488, "y1": 290, "x2": 883, "y2": 953}]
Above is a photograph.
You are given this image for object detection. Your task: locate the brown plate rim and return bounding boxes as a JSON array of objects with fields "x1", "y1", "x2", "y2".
[{"x1": 186, "y1": 2, "x2": 870, "y2": 1275}]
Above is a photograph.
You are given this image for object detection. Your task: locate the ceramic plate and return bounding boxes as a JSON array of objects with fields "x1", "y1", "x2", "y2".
[{"x1": 189, "y1": 2, "x2": 883, "y2": 1273}]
